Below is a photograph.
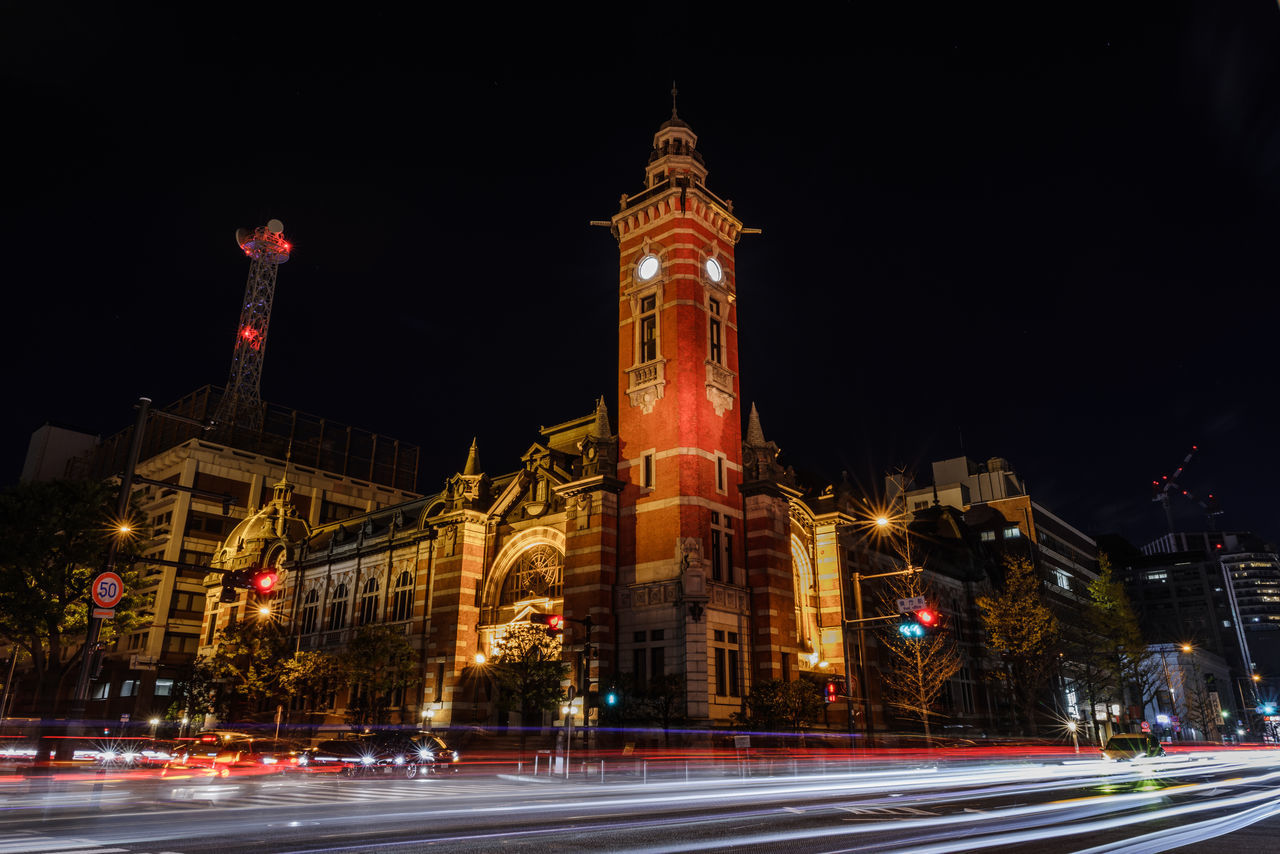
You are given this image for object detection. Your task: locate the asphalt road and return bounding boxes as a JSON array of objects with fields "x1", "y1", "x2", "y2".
[{"x1": 4, "y1": 750, "x2": 1280, "y2": 853}]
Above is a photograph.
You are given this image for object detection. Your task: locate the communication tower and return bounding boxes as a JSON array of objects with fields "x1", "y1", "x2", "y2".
[{"x1": 214, "y1": 218, "x2": 291, "y2": 433}]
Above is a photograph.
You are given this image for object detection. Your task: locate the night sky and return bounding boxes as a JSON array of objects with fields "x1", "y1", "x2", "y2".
[{"x1": 4, "y1": 5, "x2": 1279, "y2": 550}]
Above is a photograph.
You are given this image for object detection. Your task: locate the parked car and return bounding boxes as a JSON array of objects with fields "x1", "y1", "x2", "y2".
[{"x1": 1101, "y1": 732, "x2": 1165, "y2": 761}]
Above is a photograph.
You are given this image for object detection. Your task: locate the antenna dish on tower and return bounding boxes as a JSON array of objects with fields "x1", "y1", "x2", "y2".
[
  {"x1": 267, "y1": 218, "x2": 284, "y2": 234},
  {"x1": 235, "y1": 227, "x2": 251, "y2": 246}
]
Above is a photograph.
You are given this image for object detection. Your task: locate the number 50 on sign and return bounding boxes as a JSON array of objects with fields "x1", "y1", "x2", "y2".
[{"x1": 92, "y1": 571, "x2": 124, "y2": 609}]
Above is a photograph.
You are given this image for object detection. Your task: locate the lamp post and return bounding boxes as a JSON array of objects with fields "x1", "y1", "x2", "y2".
[
  {"x1": 1067, "y1": 719, "x2": 1080, "y2": 754},
  {"x1": 843, "y1": 513, "x2": 922, "y2": 745}
]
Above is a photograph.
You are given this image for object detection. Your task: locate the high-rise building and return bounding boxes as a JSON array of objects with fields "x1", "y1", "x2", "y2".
[{"x1": 64, "y1": 385, "x2": 422, "y2": 724}]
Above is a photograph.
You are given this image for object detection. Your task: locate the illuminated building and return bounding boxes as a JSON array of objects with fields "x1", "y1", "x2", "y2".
[
  {"x1": 33, "y1": 386, "x2": 422, "y2": 724},
  {"x1": 197, "y1": 107, "x2": 1012, "y2": 734}
]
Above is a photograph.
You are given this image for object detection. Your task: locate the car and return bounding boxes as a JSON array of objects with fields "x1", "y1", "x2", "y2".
[
  {"x1": 210, "y1": 738, "x2": 309, "y2": 776},
  {"x1": 367, "y1": 732, "x2": 461, "y2": 777},
  {"x1": 300, "y1": 738, "x2": 385, "y2": 776},
  {"x1": 166, "y1": 731, "x2": 253, "y2": 769},
  {"x1": 301, "y1": 733, "x2": 461, "y2": 778},
  {"x1": 90, "y1": 737, "x2": 182, "y2": 768},
  {"x1": 1100, "y1": 732, "x2": 1165, "y2": 760}
]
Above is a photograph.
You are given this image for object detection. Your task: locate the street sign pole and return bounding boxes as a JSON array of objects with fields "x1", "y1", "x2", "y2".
[{"x1": 69, "y1": 398, "x2": 150, "y2": 726}]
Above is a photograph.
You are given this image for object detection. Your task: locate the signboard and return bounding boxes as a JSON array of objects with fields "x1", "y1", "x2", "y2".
[
  {"x1": 91, "y1": 572, "x2": 124, "y2": 609},
  {"x1": 120, "y1": 714, "x2": 130, "y2": 723},
  {"x1": 92, "y1": 608, "x2": 115, "y2": 620},
  {"x1": 1140, "y1": 721, "x2": 1150, "y2": 732},
  {"x1": 896, "y1": 596, "x2": 926, "y2": 613}
]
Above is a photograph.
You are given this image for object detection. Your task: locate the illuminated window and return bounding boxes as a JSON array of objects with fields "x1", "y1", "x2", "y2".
[
  {"x1": 327, "y1": 583, "x2": 349, "y2": 631},
  {"x1": 300, "y1": 589, "x2": 319, "y2": 634},
  {"x1": 498, "y1": 545, "x2": 563, "y2": 606},
  {"x1": 710, "y1": 512, "x2": 734, "y2": 583},
  {"x1": 639, "y1": 295, "x2": 658, "y2": 363},
  {"x1": 154, "y1": 678, "x2": 174, "y2": 697},
  {"x1": 980, "y1": 530, "x2": 996, "y2": 542},
  {"x1": 708, "y1": 298, "x2": 722, "y2": 364},
  {"x1": 391, "y1": 570, "x2": 413, "y2": 622},
  {"x1": 1003, "y1": 526, "x2": 1021, "y2": 539},
  {"x1": 359, "y1": 577, "x2": 380, "y2": 626},
  {"x1": 120, "y1": 680, "x2": 137, "y2": 697}
]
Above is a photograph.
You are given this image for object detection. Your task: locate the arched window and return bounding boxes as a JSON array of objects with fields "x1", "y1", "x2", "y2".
[
  {"x1": 791, "y1": 535, "x2": 818, "y2": 651},
  {"x1": 359, "y1": 577, "x2": 380, "y2": 626},
  {"x1": 327, "y1": 583, "x2": 349, "y2": 631},
  {"x1": 300, "y1": 589, "x2": 319, "y2": 635},
  {"x1": 499, "y1": 545, "x2": 563, "y2": 606},
  {"x1": 390, "y1": 570, "x2": 413, "y2": 622}
]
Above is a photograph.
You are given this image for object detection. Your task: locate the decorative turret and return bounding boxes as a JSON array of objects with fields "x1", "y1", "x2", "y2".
[
  {"x1": 741, "y1": 402, "x2": 793, "y2": 486},
  {"x1": 446, "y1": 437, "x2": 490, "y2": 511},
  {"x1": 579, "y1": 396, "x2": 618, "y2": 478}
]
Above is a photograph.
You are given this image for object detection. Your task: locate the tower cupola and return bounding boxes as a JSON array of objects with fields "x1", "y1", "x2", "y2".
[{"x1": 644, "y1": 86, "x2": 708, "y2": 189}]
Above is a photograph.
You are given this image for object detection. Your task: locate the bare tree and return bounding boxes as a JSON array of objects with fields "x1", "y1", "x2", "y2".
[{"x1": 877, "y1": 572, "x2": 962, "y2": 745}]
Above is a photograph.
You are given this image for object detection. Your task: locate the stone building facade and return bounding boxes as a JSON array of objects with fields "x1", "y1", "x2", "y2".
[{"x1": 199, "y1": 110, "x2": 1023, "y2": 735}]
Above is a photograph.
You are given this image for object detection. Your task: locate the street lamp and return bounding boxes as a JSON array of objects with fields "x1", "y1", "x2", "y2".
[
  {"x1": 1067, "y1": 719, "x2": 1079, "y2": 754},
  {"x1": 149, "y1": 717, "x2": 159, "y2": 738},
  {"x1": 843, "y1": 509, "x2": 922, "y2": 743}
]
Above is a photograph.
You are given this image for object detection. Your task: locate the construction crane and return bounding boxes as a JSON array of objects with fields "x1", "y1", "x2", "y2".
[
  {"x1": 1151, "y1": 444, "x2": 1223, "y2": 533},
  {"x1": 213, "y1": 218, "x2": 291, "y2": 434}
]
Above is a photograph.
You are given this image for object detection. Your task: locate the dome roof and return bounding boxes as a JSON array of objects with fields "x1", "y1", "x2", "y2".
[{"x1": 216, "y1": 477, "x2": 309, "y2": 564}]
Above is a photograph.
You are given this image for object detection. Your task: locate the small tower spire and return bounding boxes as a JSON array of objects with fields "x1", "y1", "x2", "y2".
[
  {"x1": 745, "y1": 402, "x2": 767, "y2": 446},
  {"x1": 592, "y1": 396, "x2": 613, "y2": 438},
  {"x1": 462, "y1": 437, "x2": 481, "y2": 476},
  {"x1": 671, "y1": 81, "x2": 679, "y2": 120}
]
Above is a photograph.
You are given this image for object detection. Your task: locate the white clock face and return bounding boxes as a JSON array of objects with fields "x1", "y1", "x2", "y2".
[
  {"x1": 637, "y1": 254, "x2": 660, "y2": 281},
  {"x1": 705, "y1": 258, "x2": 723, "y2": 282}
]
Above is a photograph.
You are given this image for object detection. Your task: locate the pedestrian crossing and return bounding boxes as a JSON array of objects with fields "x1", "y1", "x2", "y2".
[
  {"x1": 0, "y1": 829, "x2": 181, "y2": 854},
  {"x1": 161, "y1": 777, "x2": 518, "y2": 808}
]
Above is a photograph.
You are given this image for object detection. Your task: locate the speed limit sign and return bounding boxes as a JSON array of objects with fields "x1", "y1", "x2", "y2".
[{"x1": 91, "y1": 572, "x2": 124, "y2": 609}]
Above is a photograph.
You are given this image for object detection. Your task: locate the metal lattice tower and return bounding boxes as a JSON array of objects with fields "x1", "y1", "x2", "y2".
[{"x1": 214, "y1": 218, "x2": 291, "y2": 434}]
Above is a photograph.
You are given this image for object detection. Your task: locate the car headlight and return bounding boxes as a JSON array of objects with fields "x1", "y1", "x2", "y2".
[
  {"x1": 418, "y1": 750, "x2": 434, "y2": 760},
  {"x1": 452, "y1": 753, "x2": 461, "y2": 763},
  {"x1": 261, "y1": 756, "x2": 278, "y2": 764},
  {"x1": 393, "y1": 755, "x2": 404, "y2": 765},
  {"x1": 361, "y1": 755, "x2": 374, "y2": 765}
]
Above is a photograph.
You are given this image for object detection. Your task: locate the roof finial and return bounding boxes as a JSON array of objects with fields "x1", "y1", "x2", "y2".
[{"x1": 671, "y1": 81, "x2": 678, "y2": 120}]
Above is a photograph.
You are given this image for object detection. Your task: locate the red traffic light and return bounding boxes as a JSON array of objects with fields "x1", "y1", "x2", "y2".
[
  {"x1": 251, "y1": 568, "x2": 278, "y2": 594},
  {"x1": 915, "y1": 608, "x2": 938, "y2": 628},
  {"x1": 530, "y1": 613, "x2": 565, "y2": 635},
  {"x1": 825, "y1": 681, "x2": 839, "y2": 703}
]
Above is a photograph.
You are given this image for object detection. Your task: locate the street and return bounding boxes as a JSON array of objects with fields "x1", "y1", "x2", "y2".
[{"x1": 3, "y1": 748, "x2": 1280, "y2": 853}]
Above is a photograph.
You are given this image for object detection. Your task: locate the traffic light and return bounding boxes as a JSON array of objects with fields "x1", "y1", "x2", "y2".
[
  {"x1": 899, "y1": 607, "x2": 938, "y2": 638},
  {"x1": 605, "y1": 690, "x2": 618, "y2": 706},
  {"x1": 530, "y1": 613, "x2": 565, "y2": 637},
  {"x1": 250, "y1": 568, "x2": 277, "y2": 595},
  {"x1": 825, "y1": 679, "x2": 844, "y2": 704},
  {"x1": 219, "y1": 566, "x2": 277, "y2": 599}
]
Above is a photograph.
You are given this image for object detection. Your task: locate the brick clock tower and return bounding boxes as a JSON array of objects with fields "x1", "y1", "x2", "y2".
[{"x1": 609, "y1": 100, "x2": 753, "y2": 721}]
